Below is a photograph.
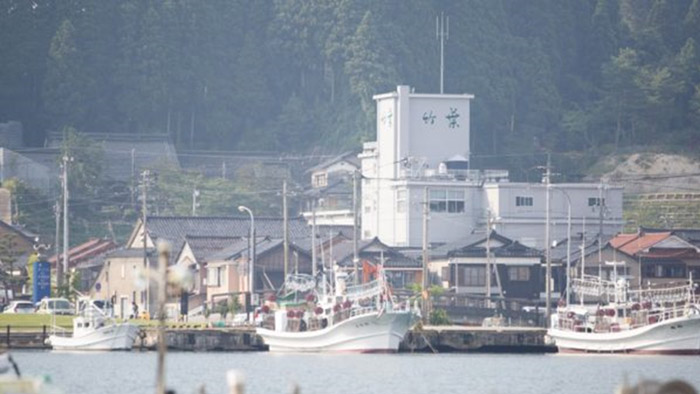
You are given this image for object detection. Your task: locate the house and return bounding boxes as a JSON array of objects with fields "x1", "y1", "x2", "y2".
[
  {"x1": 205, "y1": 238, "x2": 313, "y2": 308},
  {"x1": 549, "y1": 230, "x2": 700, "y2": 306},
  {"x1": 429, "y1": 231, "x2": 542, "y2": 300},
  {"x1": 47, "y1": 238, "x2": 119, "y2": 291},
  {"x1": 302, "y1": 151, "x2": 360, "y2": 229},
  {"x1": 326, "y1": 237, "x2": 422, "y2": 290},
  {"x1": 360, "y1": 85, "x2": 624, "y2": 249},
  {"x1": 548, "y1": 234, "x2": 608, "y2": 301},
  {"x1": 606, "y1": 231, "x2": 700, "y2": 288},
  {"x1": 0, "y1": 220, "x2": 37, "y2": 298},
  {"x1": 89, "y1": 215, "x2": 311, "y2": 318},
  {"x1": 173, "y1": 235, "x2": 239, "y2": 312}
]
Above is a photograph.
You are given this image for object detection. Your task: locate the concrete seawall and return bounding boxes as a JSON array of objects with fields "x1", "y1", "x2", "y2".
[{"x1": 0, "y1": 325, "x2": 554, "y2": 353}]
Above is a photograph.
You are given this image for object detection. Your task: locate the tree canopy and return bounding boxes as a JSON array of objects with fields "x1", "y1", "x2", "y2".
[{"x1": 1, "y1": 0, "x2": 699, "y2": 159}]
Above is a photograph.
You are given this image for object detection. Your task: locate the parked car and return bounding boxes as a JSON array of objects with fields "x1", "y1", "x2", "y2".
[
  {"x1": 3, "y1": 300, "x2": 36, "y2": 314},
  {"x1": 35, "y1": 298, "x2": 74, "y2": 315}
]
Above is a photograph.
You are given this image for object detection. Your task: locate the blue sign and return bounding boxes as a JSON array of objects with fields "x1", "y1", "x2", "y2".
[{"x1": 32, "y1": 261, "x2": 51, "y2": 304}]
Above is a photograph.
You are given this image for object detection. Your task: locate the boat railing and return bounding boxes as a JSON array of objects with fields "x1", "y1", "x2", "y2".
[
  {"x1": 628, "y1": 284, "x2": 694, "y2": 304},
  {"x1": 555, "y1": 303, "x2": 695, "y2": 333},
  {"x1": 571, "y1": 276, "x2": 617, "y2": 297},
  {"x1": 571, "y1": 276, "x2": 694, "y2": 305},
  {"x1": 344, "y1": 280, "x2": 383, "y2": 301}
]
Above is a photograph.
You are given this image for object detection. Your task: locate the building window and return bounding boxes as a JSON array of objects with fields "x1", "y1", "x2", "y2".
[
  {"x1": 643, "y1": 264, "x2": 685, "y2": 278},
  {"x1": 508, "y1": 266, "x2": 531, "y2": 281},
  {"x1": 441, "y1": 266, "x2": 451, "y2": 282},
  {"x1": 312, "y1": 173, "x2": 327, "y2": 188},
  {"x1": 588, "y1": 197, "x2": 606, "y2": 207},
  {"x1": 662, "y1": 265, "x2": 685, "y2": 278},
  {"x1": 460, "y1": 266, "x2": 485, "y2": 286},
  {"x1": 207, "y1": 267, "x2": 222, "y2": 287},
  {"x1": 516, "y1": 196, "x2": 533, "y2": 207},
  {"x1": 430, "y1": 189, "x2": 465, "y2": 213},
  {"x1": 397, "y1": 190, "x2": 407, "y2": 213}
]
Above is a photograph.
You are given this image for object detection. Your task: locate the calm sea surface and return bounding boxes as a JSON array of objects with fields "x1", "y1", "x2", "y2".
[{"x1": 10, "y1": 350, "x2": 700, "y2": 394}]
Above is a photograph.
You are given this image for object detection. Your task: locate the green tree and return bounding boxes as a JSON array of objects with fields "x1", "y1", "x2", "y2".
[
  {"x1": 43, "y1": 19, "x2": 86, "y2": 129},
  {"x1": 344, "y1": 11, "x2": 400, "y2": 136},
  {"x1": 0, "y1": 234, "x2": 24, "y2": 301}
]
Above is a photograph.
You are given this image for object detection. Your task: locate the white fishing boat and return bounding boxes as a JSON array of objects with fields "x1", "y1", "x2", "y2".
[
  {"x1": 47, "y1": 298, "x2": 140, "y2": 351},
  {"x1": 256, "y1": 268, "x2": 418, "y2": 353},
  {"x1": 548, "y1": 274, "x2": 700, "y2": 354}
]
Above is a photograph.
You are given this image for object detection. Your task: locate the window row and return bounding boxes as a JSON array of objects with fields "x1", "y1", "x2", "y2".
[
  {"x1": 430, "y1": 189, "x2": 465, "y2": 213},
  {"x1": 448, "y1": 265, "x2": 532, "y2": 286}
]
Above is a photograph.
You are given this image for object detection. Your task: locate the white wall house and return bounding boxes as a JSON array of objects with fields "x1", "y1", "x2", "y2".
[{"x1": 360, "y1": 85, "x2": 624, "y2": 249}]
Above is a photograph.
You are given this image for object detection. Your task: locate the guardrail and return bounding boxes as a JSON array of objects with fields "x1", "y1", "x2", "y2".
[{"x1": 0, "y1": 325, "x2": 66, "y2": 348}]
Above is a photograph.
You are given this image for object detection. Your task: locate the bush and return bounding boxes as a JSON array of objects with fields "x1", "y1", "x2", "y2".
[{"x1": 429, "y1": 308, "x2": 450, "y2": 326}]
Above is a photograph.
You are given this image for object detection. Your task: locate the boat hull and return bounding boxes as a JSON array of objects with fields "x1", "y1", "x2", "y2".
[
  {"x1": 48, "y1": 323, "x2": 140, "y2": 351},
  {"x1": 548, "y1": 314, "x2": 700, "y2": 354},
  {"x1": 257, "y1": 311, "x2": 415, "y2": 353}
]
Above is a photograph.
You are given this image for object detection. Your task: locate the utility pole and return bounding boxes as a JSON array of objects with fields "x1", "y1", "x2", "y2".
[
  {"x1": 283, "y1": 180, "x2": 289, "y2": 279},
  {"x1": 61, "y1": 155, "x2": 72, "y2": 291},
  {"x1": 352, "y1": 170, "x2": 359, "y2": 285},
  {"x1": 130, "y1": 148, "x2": 136, "y2": 207},
  {"x1": 422, "y1": 187, "x2": 430, "y2": 320},
  {"x1": 485, "y1": 209, "x2": 492, "y2": 302},
  {"x1": 544, "y1": 153, "x2": 552, "y2": 327},
  {"x1": 142, "y1": 170, "x2": 150, "y2": 315},
  {"x1": 311, "y1": 200, "x2": 317, "y2": 277},
  {"x1": 54, "y1": 200, "x2": 61, "y2": 288},
  {"x1": 598, "y1": 182, "x2": 606, "y2": 263},
  {"x1": 436, "y1": 12, "x2": 449, "y2": 94}
]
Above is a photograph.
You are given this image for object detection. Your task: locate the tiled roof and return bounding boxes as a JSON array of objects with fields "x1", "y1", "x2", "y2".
[
  {"x1": 144, "y1": 216, "x2": 310, "y2": 247},
  {"x1": 642, "y1": 227, "x2": 700, "y2": 247},
  {"x1": 204, "y1": 238, "x2": 255, "y2": 261},
  {"x1": 447, "y1": 231, "x2": 542, "y2": 258},
  {"x1": 48, "y1": 238, "x2": 118, "y2": 268},
  {"x1": 305, "y1": 151, "x2": 359, "y2": 174},
  {"x1": 549, "y1": 236, "x2": 609, "y2": 263},
  {"x1": 642, "y1": 248, "x2": 698, "y2": 259},
  {"x1": 609, "y1": 232, "x2": 672, "y2": 256},
  {"x1": 0, "y1": 220, "x2": 36, "y2": 243},
  {"x1": 182, "y1": 235, "x2": 239, "y2": 262},
  {"x1": 330, "y1": 238, "x2": 421, "y2": 268}
]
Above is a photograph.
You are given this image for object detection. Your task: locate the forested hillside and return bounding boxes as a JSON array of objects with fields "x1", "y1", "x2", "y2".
[{"x1": 1, "y1": 0, "x2": 699, "y2": 160}]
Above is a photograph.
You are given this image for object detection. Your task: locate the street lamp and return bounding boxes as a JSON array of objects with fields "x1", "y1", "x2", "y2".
[
  {"x1": 552, "y1": 188, "x2": 572, "y2": 305},
  {"x1": 238, "y1": 206, "x2": 255, "y2": 304}
]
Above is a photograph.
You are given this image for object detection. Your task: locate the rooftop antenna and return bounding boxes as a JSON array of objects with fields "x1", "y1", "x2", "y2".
[{"x1": 436, "y1": 12, "x2": 449, "y2": 94}]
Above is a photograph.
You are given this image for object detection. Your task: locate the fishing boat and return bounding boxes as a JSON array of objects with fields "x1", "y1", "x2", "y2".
[
  {"x1": 548, "y1": 274, "x2": 700, "y2": 354},
  {"x1": 255, "y1": 267, "x2": 419, "y2": 353},
  {"x1": 47, "y1": 298, "x2": 140, "y2": 351}
]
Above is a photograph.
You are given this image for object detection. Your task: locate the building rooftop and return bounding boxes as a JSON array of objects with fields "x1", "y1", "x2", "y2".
[
  {"x1": 143, "y1": 216, "x2": 311, "y2": 248},
  {"x1": 48, "y1": 238, "x2": 118, "y2": 269}
]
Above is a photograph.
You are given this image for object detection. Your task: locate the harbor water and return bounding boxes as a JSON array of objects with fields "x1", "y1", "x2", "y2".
[{"x1": 12, "y1": 350, "x2": 700, "y2": 394}]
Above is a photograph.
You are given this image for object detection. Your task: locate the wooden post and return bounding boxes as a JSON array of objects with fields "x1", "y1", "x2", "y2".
[{"x1": 156, "y1": 240, "x2": 171, "y2": 394}]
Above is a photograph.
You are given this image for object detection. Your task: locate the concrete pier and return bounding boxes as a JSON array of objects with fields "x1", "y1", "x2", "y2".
[
  {"x1": 401, "y1": 325, "x2": 554, "y2": 353},
  {"x1": 0, "y1": 325, "x2": 554, "y2": 353},
  {"x1": 138, "y1": 328, "x2": 265, "y2": 351}
]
